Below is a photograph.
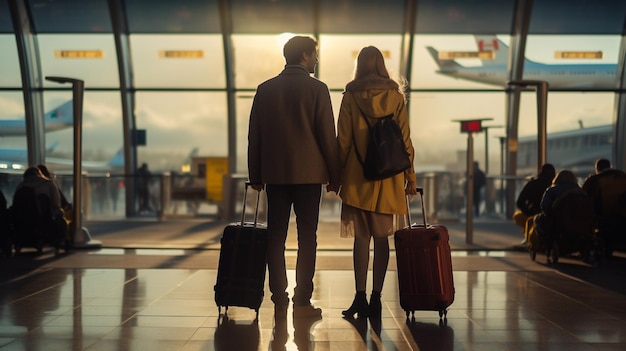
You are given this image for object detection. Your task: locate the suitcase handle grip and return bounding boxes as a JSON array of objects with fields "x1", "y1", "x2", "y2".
[
  {"x1": 406, "y1": 186, "x2": 428, "y2": 228},
  {"x1": 242, "y1": 181, "x2": 261, "y2": 227}
]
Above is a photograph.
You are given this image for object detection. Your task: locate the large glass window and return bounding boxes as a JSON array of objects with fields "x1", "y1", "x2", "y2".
[
  {"x1": 232, "y1": 34, "x2": 305, "y2": 89},
  {"x1": 411, "y1": 35, "x2": 511, "y2": 90},
  {"x1": 517, "y1": 92, "x2": 614, "y2": 176},
  {"x1": 0, "y1": 35, "x2": 21, "y2": 87},
  {"x1": 408, "y1": 92, "x2": 506, "y2": 174},
  {"x1": 235, "y1": 93, "x2": 254, "y2": 174},
  {"x1": 42, "y1": 92, "x2": 123, "y2": 174},
  {"x1": 0, "y1": 1, "x2": 11, "y2": 33},
  {"x1": 528, "y1": 0, "x2": 626, "y2": 34},
  {"x1": 28, "y1": 0, "x2": 112, "y2": 33},
  {"x1": 523, "y1": 35, "x2": 622, "y2": 90},
  {"x1": 135, "y1": 92, "x2": 228, "y2": 173},
  {"x1": 38, "y1": 34, "x2": 119, "y2": 88},
  {"x1": 415, "y1": 0, "x2": 514, "y2": 34},
  {"x1": 0, "y1": 93, "x2": 27, "y2": 171},
  {"x1": 126, "y1": 0, "x2": 221, "y2": 33},
  {"x1": 130, "y1": 34, "x2": 226, "y2": 88},
  {"x1": 319, "y1": 34, "x2": 403, "y2": 90}
]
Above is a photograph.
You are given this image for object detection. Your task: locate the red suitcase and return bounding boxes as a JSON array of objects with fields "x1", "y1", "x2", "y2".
[{"x1": 394, "y1": 187, "x2": 455, "y2": 321}]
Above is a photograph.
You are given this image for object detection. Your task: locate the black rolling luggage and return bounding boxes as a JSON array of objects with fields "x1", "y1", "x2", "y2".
[{"x1": 214, "y1": 182, "x2": 268, "y2": 317}]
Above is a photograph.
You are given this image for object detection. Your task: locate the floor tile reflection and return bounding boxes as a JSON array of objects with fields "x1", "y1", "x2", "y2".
[{"x1": 1, "y1": 254, "x2": 626, "y2": 350}]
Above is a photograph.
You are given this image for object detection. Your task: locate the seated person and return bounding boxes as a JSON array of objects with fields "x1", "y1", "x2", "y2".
[
  {"x1": 515, "y1": 163, "x2": 555, "y2": 244},
  {"x1": 582, "y1": 158, "x2": 625, "y2": 217},
  {"x1": 536, "y1": 170, "x2": 593, "y2": 256},
  {"x1": 36, "y1": 164, "x2": 73, "y2": 221},
  {"x1": 584, "y1": 159, "x2": 626, "y2": 254},
  {"x1": 11, "y1": 167, "x2": 67, "y2": 249}
]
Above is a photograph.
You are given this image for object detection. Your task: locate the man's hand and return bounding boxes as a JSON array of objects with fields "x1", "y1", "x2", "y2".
[{"x1": 250, "y1": 183, "x2": 264, "y2": 191}]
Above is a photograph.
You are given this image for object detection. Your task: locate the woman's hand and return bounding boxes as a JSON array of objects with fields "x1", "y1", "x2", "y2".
[{"x1": 405, "y1": 181, "x2": 418, "y2": 195}]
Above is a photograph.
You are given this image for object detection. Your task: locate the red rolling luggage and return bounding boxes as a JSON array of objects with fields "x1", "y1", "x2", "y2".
[
  {"x1": 214, "y1": 182, "x2": 268, "y2": 318},
  {"x1": 394, "y1": 187, "x2": 455, "y2": 321}
]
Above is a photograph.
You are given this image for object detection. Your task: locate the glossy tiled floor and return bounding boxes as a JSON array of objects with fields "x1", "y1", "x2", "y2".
[{"x1": 1, "y1": 219, "x2": 626, "y2": 350}]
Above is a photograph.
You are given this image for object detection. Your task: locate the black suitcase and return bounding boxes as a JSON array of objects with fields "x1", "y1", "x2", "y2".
[{"x1": 214, "y1": 182, "x2": 268, "y2": 317}]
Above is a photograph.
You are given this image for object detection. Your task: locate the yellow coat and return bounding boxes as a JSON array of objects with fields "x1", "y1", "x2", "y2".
[{"x1": 337, "y1": 76, "x2": 416, "y2": 215}]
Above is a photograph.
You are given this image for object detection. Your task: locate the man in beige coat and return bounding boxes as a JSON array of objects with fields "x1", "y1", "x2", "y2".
[{"x1": 248, "y1": 36, "x2": 341, "y2": 317}]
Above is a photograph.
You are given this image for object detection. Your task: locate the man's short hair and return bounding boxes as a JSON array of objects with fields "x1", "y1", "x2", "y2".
[
  {"x1": 595, "y1": 158, "x2": 611, "y2": 172},
  {"x1": 283, "y1": 36, "x2": 317, "y2": 65},
  {"x1": 540, "y1": 163, "x2": 555, "y2": 177}
]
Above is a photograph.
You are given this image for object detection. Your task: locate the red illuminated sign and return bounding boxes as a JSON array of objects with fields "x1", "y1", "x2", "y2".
[{"x1": 460, "y1": 120, "x2": 482, "y2": 133}]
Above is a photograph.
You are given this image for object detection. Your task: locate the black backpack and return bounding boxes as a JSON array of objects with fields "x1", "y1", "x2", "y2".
[{"x1": 354, "y1": 113, "x2": 411, "y2": 181}]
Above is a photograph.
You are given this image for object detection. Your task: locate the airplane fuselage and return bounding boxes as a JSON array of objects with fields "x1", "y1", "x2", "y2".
[
  {"x1": 0, "y1": 119, "x2": 72, "y2": 137},
  {"x1": 438, "y1": 63, "x2": 618, "y2": 89}
]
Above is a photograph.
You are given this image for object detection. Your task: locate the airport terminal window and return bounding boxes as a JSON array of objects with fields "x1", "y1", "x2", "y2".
[
  {"x1": 230, "y1": 0, "x2": 313, "y2": 34},
  {"x1": 523, "y1": 35, "x2": 621, "y2": 90},
  {"x1": 27, "y1": 0, "x2": 111, "y2": 33},
  {"x1": 519, "y1": 92, "x2": 614, "y2": 136},
  {"x1": 135, "y1": 92, "x2": 227, "y2": 173},
  {"x1": 529, "y1": 0, "x2": 626, "y2": 34},
  {"x1": 235, "y1": 93, "x2": 253, "y2": 173},
  {"x1": 0, "y1": 93, "x2": 27, "y2": 171},
  {"x1": 319, "y1": 34, "x2": 402, "y2": 90},
  {"x1": 415, "y1": 0, "x2": 514, "y2": 34},
  {"x1": 232, "y1": 34, "x2": 305, "y2": 90},
  {"x1": 408, "y1": 92, "x2": 505, "y2": 174},
  {"x1": 41, "y1": 92, "x2": 123, "y2": 166},
  {"x1": 0, "y1": 35, "x2": 21, "y2": 87},
  {"x1": 126, "y1": 0, "x2": 221, "y2": 33},
  {"x1": 410, "y1": 35, "x2": 511, "y2": 90},
  {"x1": 0, "y1": 1, "x2": 10, "y2": 33},
  {"x1": 130, "y1": 34, "x2": 226, "y2": 89},
  {"x1": 318, "y1": 0, "x2": 404, "y2": 34},
  {"x1": 38, "y1": 34, "x2": 119, "y2": 88}
]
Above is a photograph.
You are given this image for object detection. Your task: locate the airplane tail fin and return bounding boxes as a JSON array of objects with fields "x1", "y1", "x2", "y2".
[
  {"x1": 44, "y1": 100, "x2": 73, "y2": 130},
  {"x1": 108, "y1": 147, "x2": 124, "y2": 168},
  {"x1": 426, "y1": 46, "x2": 461, "y2": 71},
  {"x1": 474, "y1": 35, "x2": 509, "y2": 66},
  {"x1": 46, "y1": 141, "x2": 60, "y2": 153}
]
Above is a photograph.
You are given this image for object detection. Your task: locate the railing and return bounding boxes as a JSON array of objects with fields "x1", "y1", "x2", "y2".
[{"x1": 0, "y1": 171, "x2": 529, "y2": 222}]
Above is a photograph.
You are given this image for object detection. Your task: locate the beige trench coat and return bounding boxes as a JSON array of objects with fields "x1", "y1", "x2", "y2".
[{"x1": 337, "y1": 76, "x2": 416, "y2": 215}]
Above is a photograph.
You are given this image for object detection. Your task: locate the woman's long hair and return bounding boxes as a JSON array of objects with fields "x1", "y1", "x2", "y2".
[
  {"x1": 352, "y1": 46, "x2": 407, "y2": 97},
  {"x1": 354, "y1": 46, "x2": 390, "y2": 80}
]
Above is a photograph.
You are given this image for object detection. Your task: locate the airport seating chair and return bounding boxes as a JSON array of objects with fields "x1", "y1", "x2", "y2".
[{"x1": 547, "y1": 190, "x2": 596, "y2": 264}]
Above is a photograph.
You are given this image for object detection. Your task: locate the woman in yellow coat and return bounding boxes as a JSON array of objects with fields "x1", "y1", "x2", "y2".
[{"x1": 337, "y1": 46, "x2": 417, "y2": 319}]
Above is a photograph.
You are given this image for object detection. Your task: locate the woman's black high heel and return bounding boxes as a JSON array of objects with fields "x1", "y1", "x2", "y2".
[
  {"x1": 369, "y1": 291, "x2": 382, "y2": 318},
  {"x1": 342, "y1": 291, "x2": 368, "y2": 318}
]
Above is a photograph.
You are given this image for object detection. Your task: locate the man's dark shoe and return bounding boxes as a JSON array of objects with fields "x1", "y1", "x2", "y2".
[{"x1": 293, "y1": 304, "x2": 322, "y2": 318}]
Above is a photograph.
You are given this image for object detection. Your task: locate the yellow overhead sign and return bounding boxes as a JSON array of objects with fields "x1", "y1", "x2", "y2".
[
  {"x1": 554, "y1": 51, "x2": 603, "y2": 59},
  {"x1": 54, "y1": 50, "x2": 103, "y2": 58},
  {"x1": 159, "y1": 50, "x2": 204, "y2": 58},
  {"x1": 438, "y1": 51, "x2": 495, "y2": 60}
]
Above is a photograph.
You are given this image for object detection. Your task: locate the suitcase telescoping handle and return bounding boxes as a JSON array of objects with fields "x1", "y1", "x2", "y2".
[
  {"x1": 406, "y1": 187, "x2": 427, "y2": 228},
  {"x1": 241, "y1": 182, "x2": 261, "y2": 227}
]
